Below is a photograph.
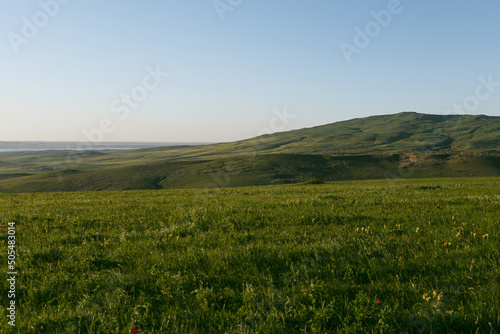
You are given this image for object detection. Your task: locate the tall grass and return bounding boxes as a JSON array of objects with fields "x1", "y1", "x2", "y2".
[{"x1": 0, "y1": 177, "x2": 499, "y2": 333}]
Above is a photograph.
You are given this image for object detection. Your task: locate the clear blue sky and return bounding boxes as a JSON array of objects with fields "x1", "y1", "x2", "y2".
[{"x1": 1, "y1": 1, "x2": 499, "y2": 142}]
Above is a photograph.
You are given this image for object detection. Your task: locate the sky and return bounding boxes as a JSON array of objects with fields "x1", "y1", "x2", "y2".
[{"x1": 1, "y1": 0, "x2": 499, "y2": 143}]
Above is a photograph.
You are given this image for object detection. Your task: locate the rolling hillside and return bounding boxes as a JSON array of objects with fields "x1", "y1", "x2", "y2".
[
  {"x1": 0, "y1": 112, "x2": 499, "y2": 192},
  {"x1": 246, "y1": 112, "x2": 500, "y2": 153}
]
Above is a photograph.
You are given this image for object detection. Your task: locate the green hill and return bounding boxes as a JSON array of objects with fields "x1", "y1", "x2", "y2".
[
  {"x1": 1, "y1": 112, "x2": 499, "y2": 192},
  {"x1": 227, "y1": 112, "x2": 500, "y2": 155},
  {"x1": 123, "y1": 112, "x2": 500, "y2": 159},
  {"x1": 1, "y1": 152, "x2": 499, "y2": 193}
]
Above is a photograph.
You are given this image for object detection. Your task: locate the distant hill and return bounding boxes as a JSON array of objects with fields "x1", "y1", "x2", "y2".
[
  {"x1": 113, "y1": 112, "x2": 500, "y2": 160},
  {"x1": 0, "y1": 153, "x2": 499, "y2": 193},
  {"x1": 222, "y1": 112, "x2": 500, "y2": 155},
  {"x1": 0, "y1": 112, "x2": 499, "y2": 192}
]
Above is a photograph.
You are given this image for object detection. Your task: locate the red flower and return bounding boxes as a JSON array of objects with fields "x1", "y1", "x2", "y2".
[
  {"x1": 131, "y1": 328, "x2": 138, "y2": 334},
  {"x1": 0, "y1": 228, "x2": 3, "y2": 230},
  {"x1": 377, "y1": 300, "x2": 381, "y2": 305}
]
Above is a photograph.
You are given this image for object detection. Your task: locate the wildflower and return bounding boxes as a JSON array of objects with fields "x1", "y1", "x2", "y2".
[
  {"x1": 377, "y1": 300, "x2": 381, "y2": 305},
  {"x1": 132, "y1": 328, "x2": 138, "y2": 334}
]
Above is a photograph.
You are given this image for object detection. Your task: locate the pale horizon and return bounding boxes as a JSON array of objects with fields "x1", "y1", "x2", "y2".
[{"x1": 2, "y1": 1, "x2": 499, "y2": 142}]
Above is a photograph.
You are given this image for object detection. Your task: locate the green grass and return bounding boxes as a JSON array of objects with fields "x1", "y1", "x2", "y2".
[
  {"x1": 1, "y1": 152, "x2": 499, "y2": 193},
  {"x1": 0, "y1": 177, "x2": 499, "y2": 333}
]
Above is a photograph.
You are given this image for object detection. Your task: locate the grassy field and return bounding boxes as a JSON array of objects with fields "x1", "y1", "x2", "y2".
[
  {"x1": 0, "y1": 177, "x2": 499, "y2": 333},
  {"x1": 1, "y1": 152, "x2": 500, "y2": 193}
]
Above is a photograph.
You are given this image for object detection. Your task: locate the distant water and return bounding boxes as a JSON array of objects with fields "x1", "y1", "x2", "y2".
[
  {"x1": 0, "y1": 148, "x2": 137, "y2": 153},
  {"x1": 0, "y1": 141, "x2": 209, "y2": 153}
]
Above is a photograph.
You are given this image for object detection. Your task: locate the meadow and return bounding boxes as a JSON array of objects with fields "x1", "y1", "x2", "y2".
[{"x1": 0, "y1": 177, "x2": 499, "y2": 333}]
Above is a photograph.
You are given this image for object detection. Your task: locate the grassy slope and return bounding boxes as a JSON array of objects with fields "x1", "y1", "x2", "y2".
[
  {"x1": 270, "y1": 112, "x2": 500, "y2": 153},
  {"x1": 0, "y1": 153, "x2": 499, "y2": 193},
  {"x1": 0, "y1": 178, "x2": 498, "y2": 332},
  {"x1": 0, "y1": 112, "x2": 499, "y2": 192}
]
